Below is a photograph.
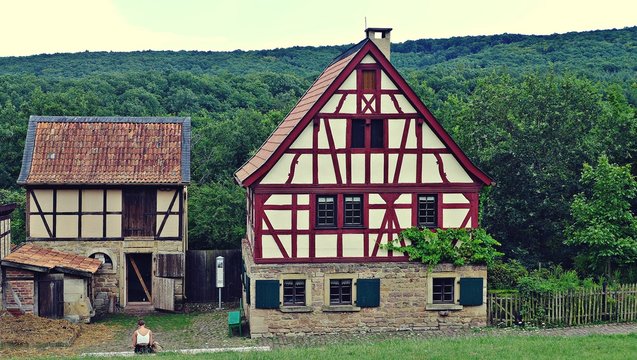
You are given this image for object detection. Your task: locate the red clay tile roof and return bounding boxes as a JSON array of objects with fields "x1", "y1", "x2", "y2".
[
  {"x1": 18, "y1": 117, "x2": 190, "y2": 185},
  {"x1": 234, "y1": 42, "x2": 365, "y2": 185},
  {"x1": 1, "y1": 243, "x2": 102, "y2": 275}
]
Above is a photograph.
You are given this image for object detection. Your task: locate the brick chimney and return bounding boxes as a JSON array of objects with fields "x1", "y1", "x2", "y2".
[{"x1": 365, "y1": 27, "x2": 392, "y2": 60}]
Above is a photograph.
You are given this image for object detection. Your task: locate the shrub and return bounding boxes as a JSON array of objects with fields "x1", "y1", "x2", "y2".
[{"x1": 488, "y1": 259, "x2": 528, "y2": 290}]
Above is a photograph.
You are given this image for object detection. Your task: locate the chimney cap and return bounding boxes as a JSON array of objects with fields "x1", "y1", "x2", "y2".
[{"x1": 365, "y1": 27, "x2": 392, "y2": 36}]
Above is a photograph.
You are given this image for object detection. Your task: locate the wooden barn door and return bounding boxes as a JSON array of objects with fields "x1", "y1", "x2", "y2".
[
  {"x1": 152, "y1": 254, "x2": 184, "y2": 311},
  {"x1": 127, "y1": 253, "x2": 153, "y2": 303},
  {"x1": 123, "y1": 188, "x2": 156, "y2": 237},
  {"x1": 38, "y1": 274, "x2": 64, "y2": 319}
]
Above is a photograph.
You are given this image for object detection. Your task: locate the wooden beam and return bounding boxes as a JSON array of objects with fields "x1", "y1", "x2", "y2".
[{"x1": 129, "y1": 257, "x2": 152, "y2": 302}]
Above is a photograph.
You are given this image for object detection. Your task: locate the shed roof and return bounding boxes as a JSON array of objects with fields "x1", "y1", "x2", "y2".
[
  {"x1": 1, "y1": 243, "x2": 102, "y2": 277},
  {"x1": 18, "y1": 116, "x2": 190, "y2": 185}
]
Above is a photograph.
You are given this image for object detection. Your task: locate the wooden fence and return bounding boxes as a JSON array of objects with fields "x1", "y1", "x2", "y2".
[
  {"x1": 488, "y1": 284, "x2": 637, "y2": 327},
  {"x1": 185, "y1": 249, "x2": 242, "y2": 303}
]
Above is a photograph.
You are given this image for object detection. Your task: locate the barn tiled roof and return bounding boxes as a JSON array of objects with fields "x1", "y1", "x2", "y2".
[
  {"x1": 1, "y1": 243, "x2": 102, "y2": 276},
  {"x1": 234, "y1": 40, "x2": 369, "y2": 184},
  {"x1": 18, "y1": 116, "x2": 190, "y2": 185}
]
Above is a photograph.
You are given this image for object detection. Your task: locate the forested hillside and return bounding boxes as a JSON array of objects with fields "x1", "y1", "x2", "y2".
[{"x1": 1, "y1": 26, "x2": 636, "y2": 278}]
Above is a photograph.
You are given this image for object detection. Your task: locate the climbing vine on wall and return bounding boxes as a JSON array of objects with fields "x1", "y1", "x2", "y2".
[{"x1": 384, "y1": 227, "x2": 502, "y2": 267}]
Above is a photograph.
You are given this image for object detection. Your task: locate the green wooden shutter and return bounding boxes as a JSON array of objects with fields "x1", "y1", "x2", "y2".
[
  {"x1": 459, "y1": 277, "x2": 484, "y2": 306},
  {"x1": 356, "y1": 278, "x2": 380, "y2": 307},
  {"x1": 245, "y1": 275, "x2": 251, "y2": 305},
  {"x1": 255, "y1": 280, "x2": 279, "y2": 309}
]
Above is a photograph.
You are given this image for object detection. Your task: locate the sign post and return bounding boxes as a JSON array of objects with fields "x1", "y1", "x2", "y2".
[{"x1": 216, "y1": 256, "x2": 224, "y2": 310}]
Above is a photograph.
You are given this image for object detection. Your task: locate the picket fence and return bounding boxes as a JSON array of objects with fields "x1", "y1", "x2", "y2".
[{"x1": 487, "y1": 284, "x2": 637, "y2": 327}]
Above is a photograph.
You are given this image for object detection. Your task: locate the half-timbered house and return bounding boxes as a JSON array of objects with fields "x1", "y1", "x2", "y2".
[
  {"x1": 236, "y1": 29, "x2": 493, "y2": 336},
  {"x1": 17, "y1": 116, "x2": 190, "y2": 314}
]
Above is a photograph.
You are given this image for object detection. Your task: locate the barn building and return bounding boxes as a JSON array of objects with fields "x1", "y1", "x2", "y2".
[
  {"x1": 16, "y1": 116, "x2": 190, "y2": 315},
  {"x1": 235, "y1": 29, "x2": 493, "y2": 336}
]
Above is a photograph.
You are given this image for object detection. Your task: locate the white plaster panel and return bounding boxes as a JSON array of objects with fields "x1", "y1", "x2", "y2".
[
  {"x1": 440, "y1": 154, "x2": 473, "y2": 182},
  {"x1": 398, "y1": 154, "x2": 417, "y2": 183},
  {"x1": 381, "y1": 70, "x2": 398, "y2": 90},
  {"x1": 405, "y1": 120, "x2": 417, "y2": 148},
  {"x1": 81, "y1": 215, "x2": 103, "y2": 238},
  {"x1": 81, "y1": 190, "x2": 103, "y2": 212},
  {"x1": 317, "y1": 119, "x2": 330, "y2": 149},
  {"x1": 57, "y1": 190, "x2": 79, "y2": 212},
  {"x1": 396, "y1": 194, "x2": 412, "y2": 204},
  {"x1": 289, "y1": 123, "x2": 313, "y2": 149},
  {"x1": 106, "y1": 190, "x2": 122, "y2": 212},
  {"x1": 292, "y1": 155, "x2": 312, "y2": 184},
  {"x1": 342, "y1": 234, "x2": 364, "y2": 257},
  {"x1": 56, "y1": 215, "x2": 78, "y2": 238},
  {"x1": 375, "y1": 233, "x2": 389, "y2": 257},
  {"x1": 297, "y1": 210, "x2": 309, "y2": 230},
  {"x1": 297, "y1": 235, "x2": 309, "y2": 258},
  {"x1": 388, "y1": 120, "x2": 406, "y2": 148},
  {"x1": 320, "y1": 94, "x2": 341, "y2": 114},
  {"x1": 396, "y1": 95, "x2": 416, "y2": 113},
  {"x1": 422, "y1": 154, "x2": 443, "y2": 183},
  {"x1": 265, "y1": 194, "x2": 291, "y2": 206},
  {"x1": 351, "y1": 155, "x2": 365, "y2": 183},
  {"x1": 369, "y1": 194, "x2": 385, "y2": 205},
  {"x1": 443, "y1": 208, "x2": 471, "y2": 228},
  {"x1": 297, "y1": 194, "x2": 309, "y2": 205},
  {"x1": 315, "y1": 234, "x2": 337, "y2": 257},
  {"x1": 157, "y1": 189, "x2": 178, "y2": 212},
  {"x1": 261, "y1": 153, "x2": 294, "y2": 184},
  {"x1": 106, "y1": 215, "x2": 121, "y2": 237},
  {"x1": 330, "y1": 119, "x2": 347, "y2": 148},
  {"x1": 381, "y1": 95, "x2": 398, "y2": 114},
  {"x1": 337, "y1": 153, "x2": 347, "y2": 182},
  {"x1": 361, "y1": 55, "x2": 376, "y2": 64},
  {"x1": 263, "y1": 210, "x2": 292, "y2": 230},
  {"x1": 339, "y1": 95, "x2": 356, "y2": 114},
  {"x1": 318, "y1": 154, "x2": 337, "y2": 184},
  {"x1": 388, "y1": 154, "x2": 398, "y2": 181},
  {"x1": 156, "y1": 215, "x2": 179, "y2": 237},
  {"x1": 370, "y1": 154, "x2": 384, "y2": 183},
  {"x1": 30, "y1": 214, "x2": 52, "y2": 238},
  {"x1": 31, "y1": 189, "x2": 53, "y2": 212},
  {"x1": 443, "y1": 193, "x2": 470, "y2": 204},
  {"x1": 262, "y1": 235, "x2": 284, "y2": 258},
  {"x1": 423, "y1": 123, "x2": 446, "y2": 149},
  {"x1": 369, "y1": 209, "x2": 386, "y2": 229},
  {"x1": 395, "y1": 208, "x2": 412, "y2": 229},
  {"x1": 339, "y1": 71, "x2": 356, "y2": 90}
]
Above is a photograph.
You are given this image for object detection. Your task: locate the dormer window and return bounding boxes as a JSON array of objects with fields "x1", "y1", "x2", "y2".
[{"x1": 350, "y1": 119, "x2": 384, "y2": 149}]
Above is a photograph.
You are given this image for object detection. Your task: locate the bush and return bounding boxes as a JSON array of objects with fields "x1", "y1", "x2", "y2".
[
  {"x1": 488, "y1": 259, "x2": 528, "y2": 290},
  {"x1": 516, "y1": 265, "x2": 596, "y2": 294}
]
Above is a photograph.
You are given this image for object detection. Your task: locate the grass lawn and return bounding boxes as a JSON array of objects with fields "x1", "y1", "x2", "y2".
[
  {"x1": 93, "y1": 312, "x2": 200, "y2": 331},
  {"x1": 158, "y1": 333, "x2": 637, "y2": 359},
  {"x1": 36, "y1": 332, "x2": 637, "y2": 360}
]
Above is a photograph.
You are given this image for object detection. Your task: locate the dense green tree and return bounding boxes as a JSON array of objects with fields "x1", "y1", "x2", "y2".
[{"x1": 565, "y1": 155, "x2": 637, "y2": 279}]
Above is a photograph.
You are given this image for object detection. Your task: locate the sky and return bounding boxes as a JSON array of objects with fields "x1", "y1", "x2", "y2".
[{"x1": 1, "y1": 0, "x2": 636, "y2": 57}]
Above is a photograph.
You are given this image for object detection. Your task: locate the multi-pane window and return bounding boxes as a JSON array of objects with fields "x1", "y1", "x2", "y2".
[
  {"x1": 351, "y1": 119, "x2": 365, "y2": 148},
  {"x1": 371, "y1": 120, "x2": 384, "y2": 148},
  {"x1": 344, "y1": 195, "x2": 363, "y2": 226},
  {"x1": 330, "y1": 279, "x2": 352, "y2": 305},
  {"x1": 283, "y1": 279, "x2": 306, "y2": 306},
  {"x1": 316, "y1": 196, "x2": 337, "y2": 227},
  {"x1": 418, "y1": 195, "x2": 437, "y2": 228},
  {"x1": 362, "y1": 70, "x2": 376, "y2": 90},
  {"x1": 432, "y1": 278, "x2": 455, "y2": 304}
]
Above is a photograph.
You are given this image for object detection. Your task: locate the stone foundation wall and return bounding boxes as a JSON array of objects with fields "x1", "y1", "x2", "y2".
[
  {"x1": 242, "y1": 240, "x2": 487, "y2": 337},
  {"x1": 29, "y1": 240, "x2": 184, "y2": 313}
]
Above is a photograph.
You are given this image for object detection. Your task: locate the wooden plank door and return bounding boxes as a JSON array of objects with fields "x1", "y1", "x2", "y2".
[
  {"x1": 38, "y1": 274, "x2": 64, "y2": 319},
  {"x1": 123, "y1": 188, "x2": 156, "y2": 237},
  {"x1": 152, "y1": 277, "x2": 175, "y2": 311}
]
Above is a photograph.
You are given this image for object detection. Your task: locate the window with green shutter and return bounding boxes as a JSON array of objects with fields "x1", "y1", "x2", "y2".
[
  {"x1": 255, "y1": 280, "x2": 279, "y2": 309},
  {"x1": 459, "y1": 277, "x2": 483, "y2": 306},
  {"x1": 356, "y1": 278, "x2": 380, "y2": 307}
]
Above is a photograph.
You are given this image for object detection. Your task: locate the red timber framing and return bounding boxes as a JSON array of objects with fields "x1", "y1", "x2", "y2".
[{"x1": 238, "y1": 38, "x2": 493, "y2": 264}]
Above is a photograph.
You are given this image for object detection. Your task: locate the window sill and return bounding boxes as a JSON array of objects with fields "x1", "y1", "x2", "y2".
[
  {"x1": 425, "y1": 303, "x2": 463, "y2": 311},
  {"x1": 322, "y1": 305, "x2": 361, "y2": 312},
  {"x1": 280, "y1": 306, "x2": 313, "y2": 313},
  {"x1": 342, "y1": 225, "x2": 366, "y2": 229}
]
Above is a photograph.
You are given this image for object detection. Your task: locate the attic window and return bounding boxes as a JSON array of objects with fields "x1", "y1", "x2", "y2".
[
  {"x1": 46, "y1": 152, "x2": 56, "y2": 160},
  {"x1": 362, "y1": 70, "x2": 376, "y2": 90}
]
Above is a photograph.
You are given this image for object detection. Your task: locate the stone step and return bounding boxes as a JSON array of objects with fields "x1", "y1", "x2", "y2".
[{"x1": 123, "y1": 302, "x2": 156, "y2": 315}]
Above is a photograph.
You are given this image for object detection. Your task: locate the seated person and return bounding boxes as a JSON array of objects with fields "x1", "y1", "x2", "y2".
[{"x1": 132, "y1": 319, "x2": 154, "y2": 353}]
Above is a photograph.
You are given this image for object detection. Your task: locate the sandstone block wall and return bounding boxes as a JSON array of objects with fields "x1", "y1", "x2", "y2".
[{"x1": 242, "y1": 239, "x2": 487, "y2": 337}]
